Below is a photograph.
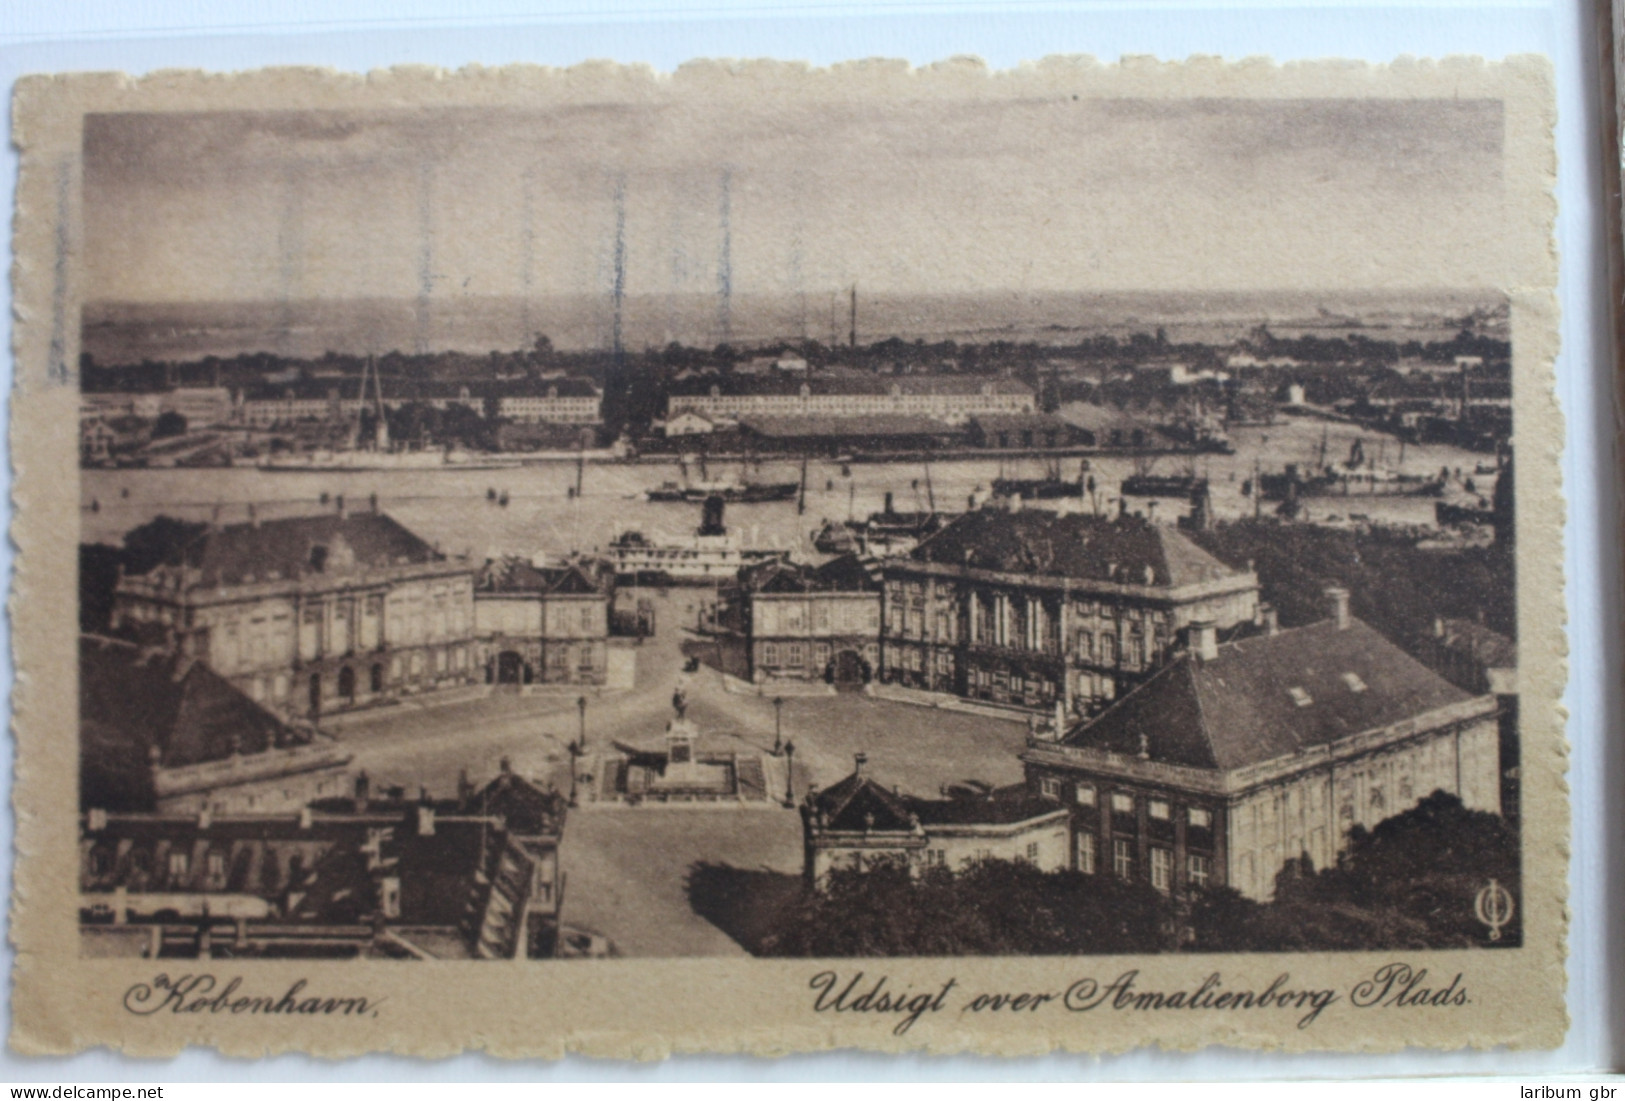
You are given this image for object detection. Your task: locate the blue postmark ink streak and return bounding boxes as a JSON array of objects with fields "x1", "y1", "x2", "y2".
[
  {"x1": 611, "y1": 173, "x2": 627, "y2": 367},
  {"x1": 48, "y1": 157, "x2": 73, "y2": 387},
  {"x1": 717, "y1": 168, "x2": 732, "y2": 348}
]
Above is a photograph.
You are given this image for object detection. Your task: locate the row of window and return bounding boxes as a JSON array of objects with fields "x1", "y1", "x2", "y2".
[
  {"x1": 1038, "y1": 777, "x2": 1212, "y2": 829},
  {"x1": 1075, "y1": 835, "x2": 1211, "y2": 892},
  {"x1": 760, "y1": 641, "x2": 879, "y2": 668}
]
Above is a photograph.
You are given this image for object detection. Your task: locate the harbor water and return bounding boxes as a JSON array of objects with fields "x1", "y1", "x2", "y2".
[{"x1": 81, "y1": 416, "x2": 1497, "y2": 561}]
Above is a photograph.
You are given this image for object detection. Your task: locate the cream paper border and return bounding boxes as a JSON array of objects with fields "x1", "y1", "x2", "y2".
[{"x1": 8, "y1": 57, "x2": 1565, "y2": 1057}]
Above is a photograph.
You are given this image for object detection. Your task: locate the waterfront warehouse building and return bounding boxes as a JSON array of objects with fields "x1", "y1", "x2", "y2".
[
  {"x1": 879, "y1": 508, "x2": 1259, "y2": 715},
  {"x1": 1020, "y1": 589, "x2": 1502, "y2": 901},
  {"x1": 801, "y1": 754, "x2": 1070, "y2": 883},
  {"x1": 666, "y1": 374, "x2": 1035, "y2": 424},
  {"x1": 111, "y1": 507, "x2": 480, "y2": 718}
]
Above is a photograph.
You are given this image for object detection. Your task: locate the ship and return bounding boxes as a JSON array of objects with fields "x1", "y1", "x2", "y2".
[
  {"x1": 1121, "y1": 473, "x2": 1207, "y2": 498},
  {"x1": 1258, "y1": 438, "x2": 1446, "y2": 501},
  {"x1": 645, "y1": 477, "x2": 798, "y2": 504},
  {"x1": 811, "y1": 492, "x2": 951, "y2": 557},
  {"x1": 607, "y1": 496, "x2": 788, "y2": 584}
]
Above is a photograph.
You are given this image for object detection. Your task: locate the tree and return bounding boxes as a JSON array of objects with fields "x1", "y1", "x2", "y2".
[
  {"x1": 152, "y1": 410, "x2": 188, "y2": 439},
  {"x1": 1189, "y1": 792, "x2": 1520, "y2": 951},
  {"x1": 121, "y1": 515, "x2": 209, "y2": 576},
  {"x1": 756, "y1": 858, "x2": 1175, "y2": 957}
]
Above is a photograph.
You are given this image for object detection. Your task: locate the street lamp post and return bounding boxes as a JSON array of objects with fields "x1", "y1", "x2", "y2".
[
  {"x1": 577, "y1": 695, "x2": 588, "y2": 750},
  {"x1": 772, "y1": 696, "x2": 785, "y2": 756},
  {"x1": 783, "y1": 740, "x2": 796, "y2": 807},
  {"x1": 567, "y1": 740, "x2": 581, "y2": 808}
]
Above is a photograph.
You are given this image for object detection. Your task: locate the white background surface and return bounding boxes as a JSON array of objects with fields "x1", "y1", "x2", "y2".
[{"x1": 0, "y1": 0, "x2": 1617, "y2": 1080}]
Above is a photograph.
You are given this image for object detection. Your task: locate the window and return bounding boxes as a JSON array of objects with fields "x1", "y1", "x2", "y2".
[
  {"x1": 1075, "y1": 783, "x2": 1097, "y2": 807},
  {"x1": 1149, "y1": 847, "x2": 1172, "y2": 892},
  {"x1": 167, "y1": 850, "x2": 190, "y2": 880},
  {"x1": 1188, "y1": 807, "x2": 1212, "y2": 830},
  {"x1": 206, "y1": 851, "x2": 226, "y2": 880},
  {"x1": 762, "y1": 643, "x2": 780, "y2": 666},
  {"x1": 1039, "y1": 777, "x2": 1063, "y2": 800},
  {"x1": 1187, "y1": 853, "x2": 1211, "y2": 889},
  {"x1": 1110, "y1": 792, "x2": 1134, "y2": 814},
  {"x1": 786, "y1": 643, "x2": 805, "y2": 667},
  {"x1": 1112, "y1": 838, "x2": 1134, "y2": 880},
  {"x1": 580, "y1": 606, "x2": 595, "y2": 631},
  {"x1": 1148, "y1": 799, "x2": 1171, "y2": 821},
  {"x1": 1288, "y1": 686, "x2": 1314, "y2": 707},
  {"x1": 1341, "y1": 671, "x2": 1368, "y2": 693},
  {"x1": 1025, "y1": 841, "x2": 1040, "y2": 863},
  {"x1": 1076, "y1": 832, "x2": 1097, "y2": 874}
]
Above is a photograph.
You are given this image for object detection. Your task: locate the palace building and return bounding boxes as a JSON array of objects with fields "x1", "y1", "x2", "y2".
[
  {"x1": 715, "y1": 554, "x2": 882, "y2": 685},
  {"x1": 1020, "y1": 589, "x2": 1502, "y2": 902},
  {"x1": 111, "y1": 507, "x2": 480, "y2": 718},
  {"x1": 473, "y1": 557, "x2": 613, "y2": 686},
  {"x1": 879, "y1": 508, "x2": 1259, "y2": 715}
]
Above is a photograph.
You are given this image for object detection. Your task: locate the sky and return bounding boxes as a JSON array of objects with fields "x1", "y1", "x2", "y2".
[{"x1": 81, "y1": 94, "x2": 1505, "y2": 310}]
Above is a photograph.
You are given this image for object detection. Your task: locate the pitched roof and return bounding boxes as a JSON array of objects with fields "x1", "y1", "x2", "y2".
[
  {"x1": 155, "y1": 511, "x2": 443, "y2": 587},
  {"x1": 907, "y1": 510, "x2": 1243, "y2": 588},
  {"x1": 80, "y1": 634, "x2": 309, "y2": 774},
  {"x1": 737, "y1": 553, "x2": 878, "y2": 594},
  {"x1": 813, "y1": 771, "x2": 1064, "y2": 831},
  {"x1": 1060, "y1": 617, "x2": 1478, "y2": 772},
  {"x1": 477, "y1": 557, "x2": 606, "y2": 596},
  {"x1": 812, "y1": 770, "x2": 917, "y2": 832}
]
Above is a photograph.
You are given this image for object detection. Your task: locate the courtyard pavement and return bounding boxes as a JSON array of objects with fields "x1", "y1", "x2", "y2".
[{"x1": 325, "y1": 591, "x2": 1033, "y2": 956}]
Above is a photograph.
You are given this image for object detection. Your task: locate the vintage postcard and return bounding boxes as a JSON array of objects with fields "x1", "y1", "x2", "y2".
[{"x1": 8, "y1": 57, "x2": 1564, "y2": 1057}]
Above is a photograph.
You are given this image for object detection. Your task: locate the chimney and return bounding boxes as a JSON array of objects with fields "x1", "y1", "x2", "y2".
[
  {"x1": 1009, "y1": 493, "x2": 1023, "y2": 513},
  {"x1": 299, "y1": 806, "x2": 313, "y2": 830},
  {"x1": 1261, "y1": 604, "x2": 1279, "y2": 637},
  {"x1": 353, "y1": 771, "x2": 370, "y2": 813},
  {"x1": 1433, "y1": 616, "x2": 1446, "y2": 638},
  {"x1": 335, "y1": 494, "x2": 347, "y2": 519},
  {"x1": 499, "y1": 756, "x2": 512, "y2": 775},
  {"x1": 417, "y1": 804, "x2": 436, "y2": 836},
  {"x1": 248, "y1": 503, "x2": 259, "y2": 529},
  {"x1": 1190, "y1": 620, "x2": 1219, "y2": 662},
  {"x1": 853, "y1": 752, "x2": 867, "y2": 778},
  {"x1": 369, "y1": 492, "x2": 380, "y2": 514},
  {"x1": 87, "y1": 808, "x2": 107, "y2": 832},
  {"x1": 1325, "y1": 586, "x2": 1351, "y2": 630},
  {"x1": 883, "y1": 492, "x2": 894, "y2": 516},
  {"x1": 198, "y1": 806, "x2": 212, "y2": 830}
]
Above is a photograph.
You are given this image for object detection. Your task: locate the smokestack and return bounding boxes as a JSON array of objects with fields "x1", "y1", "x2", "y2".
[
  {"x1": 1325, "y1": 586, "x2": 1351, "y2": 630},
  {"x1": 853, "y1": 752, "x2": 867, "y2": 778},
  {"x1": 1190, "y1": 620, "x2": 1219, "y2": 662},
  {"x1": 353, "y1": 771, "x2": 370, "y2": 813}
]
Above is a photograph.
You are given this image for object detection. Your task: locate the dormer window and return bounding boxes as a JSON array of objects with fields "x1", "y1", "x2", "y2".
[
  {"x1": 309, "y1": 545, "x2": 328, "y2": 572},
  {"x1": 1288, "y1": 686, "x2": 1313, "y2": 707},
  {"x1": 1341, "y1": 672, "x2": 1368, "y2": 693}
]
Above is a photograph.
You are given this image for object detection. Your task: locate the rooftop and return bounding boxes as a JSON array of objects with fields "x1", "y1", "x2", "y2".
[
  {"x1": 80, "y1": 634, "x2": 316, "y2": 807},
  {"x1": 1058, "y1": 616, "x2": 1479, "y2": 773},
  {"x1": 134, "y1": 510, "x2": 446, "y2": 589},
  {"x1": 905, "y1": 510, "x2": 1247, "y2": 588}
]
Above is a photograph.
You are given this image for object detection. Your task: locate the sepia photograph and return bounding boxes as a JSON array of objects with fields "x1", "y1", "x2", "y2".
[{"x1": 7, "y1": 57, "x2": 1564, "y2": 1055}]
